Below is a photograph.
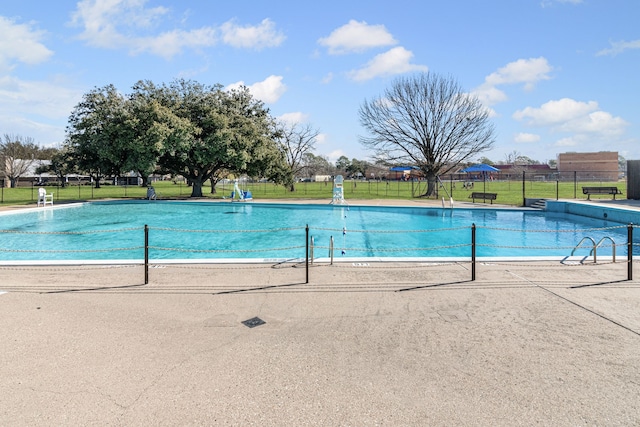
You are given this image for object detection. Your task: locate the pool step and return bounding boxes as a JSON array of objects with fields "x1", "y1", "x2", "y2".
[{"x1": 530, "y1": 199, "x2": 547, "y2": 210}]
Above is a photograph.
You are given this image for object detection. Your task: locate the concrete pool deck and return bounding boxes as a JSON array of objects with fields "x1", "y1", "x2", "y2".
[{"x1": 1, "y1": 198, "x2": 640, "y2": 425}]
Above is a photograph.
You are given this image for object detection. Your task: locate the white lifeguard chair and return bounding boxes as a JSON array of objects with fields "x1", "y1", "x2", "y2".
[
  {"x1": 37, "y1": 187, "x2": 54, "y2": 207},
  {"x1": 330, "y1": 175, "x2": 346, "y2": 205}
]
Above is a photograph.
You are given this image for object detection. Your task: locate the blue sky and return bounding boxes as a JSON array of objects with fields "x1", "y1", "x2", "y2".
[{"x1": 1, "y1": 0, "x2": 638, "y2": 165}]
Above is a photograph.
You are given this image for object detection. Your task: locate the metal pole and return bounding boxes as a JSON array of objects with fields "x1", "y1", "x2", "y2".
[
  {"x1": 522, "y1": 171, "x2": 526, "y2": 206},
  {"x1": 628, "y1": 223, "x2": 633, "y2": 281},
  {"x1": 574, "y1": 171, "x2": 577, "y2": 199},
  {"x1": 144, "y1": 225, "x2": 149, "y2": 285},
  {"x1": 556, "y1": 180, "x2": 559, "y2": 200},
  {"x1": 471, "y1": 223, "x2": 476, "y2": 281},
  {"x1": 305, "y1": 225, "x2": 309, "y2": 284},
  {"x1": 330, "y1": 236, "x2": 334, "y2": 265},
  {"x1": 450, "y1": 173, "x2": 453, "y2": 196}
]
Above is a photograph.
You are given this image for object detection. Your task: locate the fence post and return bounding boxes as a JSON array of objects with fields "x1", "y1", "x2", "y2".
[
  {"x1": 522, "y1": 172, "x2": 526, "y2": 206},
  {"x1": 144, "y1": 224, "x2": 149, "y2": 285},
  {"x1": 574, "y1": 171, "x2": 577, "y2": 199},
  {"x1": 305, "y1": 225, "x2": 309, "y2": 284},
  {"x1": 628, "y1": 223, "x2": 633, "y2": 281},
  {"x1": 471, "y1": 223, "x2": 476, "y2": 281}
]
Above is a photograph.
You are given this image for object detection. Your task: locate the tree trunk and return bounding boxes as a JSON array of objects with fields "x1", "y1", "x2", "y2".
[
  {"x1": 190, "y1": 176, "x2": 204, "y2": 197},
  {"x1": 289, "y1": 183, "x2": 295, "y2": 192},
  {"x1": 424, "y1": 175, "x2": 437, "y2": 197}
]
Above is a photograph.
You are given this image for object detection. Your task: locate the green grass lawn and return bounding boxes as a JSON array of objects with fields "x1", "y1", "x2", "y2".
[{"x1": 0, "y1": 179, "x2": 627, "y2": 207}]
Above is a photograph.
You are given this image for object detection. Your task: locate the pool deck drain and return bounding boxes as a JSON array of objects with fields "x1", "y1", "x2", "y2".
[{"x1": 241, "y1": 316, "x2": 266, "y2": 328}]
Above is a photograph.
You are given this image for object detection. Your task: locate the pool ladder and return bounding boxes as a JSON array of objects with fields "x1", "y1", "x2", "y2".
[
  {"x1": 565, "y1": 236, "x2": 616, "y2": 264},
  {"x1": 309, "y1": 236, "x2": 337, "y2": 265}
]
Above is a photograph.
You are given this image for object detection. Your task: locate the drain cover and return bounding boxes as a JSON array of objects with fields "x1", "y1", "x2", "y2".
[{"x1": 242, "y1": 317, "x2": 265, "y2": 328}]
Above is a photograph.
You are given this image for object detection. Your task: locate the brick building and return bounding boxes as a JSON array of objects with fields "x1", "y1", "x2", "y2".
[{"x1": 557, "y1": 151, "x2": 618, "y2": 181}]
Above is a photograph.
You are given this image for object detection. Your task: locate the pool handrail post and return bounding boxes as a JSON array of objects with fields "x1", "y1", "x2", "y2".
[
  {"x1": 628, "y1": 223, "x2": 633, "y2": 281},
  {"x1": 471, "y1": 223, "x2": 476, "y2": 281},
  {"x1": 144, "y1": 224, "x2": 149, "y2": 285},
  {"x1": 305, "y1": 225, "x2": 309, "y2": 284},
  {"x1": 330, "y1": 235, "x2": 334, "y2": 265}
]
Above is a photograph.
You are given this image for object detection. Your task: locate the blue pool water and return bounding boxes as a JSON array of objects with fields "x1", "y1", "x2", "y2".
[{"x1": 0, "y1": 201, "x2": 636, "y2": 261}]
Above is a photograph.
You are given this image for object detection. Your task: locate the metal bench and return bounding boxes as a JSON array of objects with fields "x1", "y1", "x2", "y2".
[
  {"x1": 582, "y1": 186, "x2": 622, "y2": 200},
  {"x1": 469, "y1": 192, "x2": 497, "y2": 204}
]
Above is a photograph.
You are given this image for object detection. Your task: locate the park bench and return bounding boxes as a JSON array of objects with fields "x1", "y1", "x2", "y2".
[
  {"x1": 582, "y1": 186, "x2": 623, "y2": 200},
  {"x1": 469, "y1": 192, "x2": 497, "y2": 204}
]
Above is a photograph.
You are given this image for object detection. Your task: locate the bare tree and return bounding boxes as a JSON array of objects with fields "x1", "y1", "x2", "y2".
[
  {"x1": 0, "y1": 134, "x2": 41, "y2": 188},
  {"x1": 359, "y1": 72, "x2": 495, "y2": 197},
  {"x1": 276, "y1": 121, "x2": 320, "y2": 191}
]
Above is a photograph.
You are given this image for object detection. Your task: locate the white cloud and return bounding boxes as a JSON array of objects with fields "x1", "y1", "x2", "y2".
[
  {"x1": 277, "y1": 112, "x2": 309, "y2": 125},
  {"x1": 541, "y1": 0, "x2": 583, "y2": 7},
  {"x1": 321, "y1": 72, "x2": 334, "y2": 84},
  {"x1": 220, "y1": 18, "x2": 285, "y2": 50},
  {"x1": 348, "y1": 47, "x2": 428, "y2": 81},
  {"x1": 133, "y1": 28, "x2": 218, "y2": 59},
  {"x1": 514, "y1": 98, "x2": 628, "y2": 139},
  {"x1": 0, "y1": 75, "x2": 82, "y2": 120},
  {"x1": 327, "y1": 149, "x2": 346, "y2": 163},
  {"x1": 70, "y1": 0, "x2": 284, "y2": 59},
  {"x1": 513, "y1": 98, "x2": 598, "y2": 126},
  {"x1": 227, "y1": 75, "x2": 287, "y2": 104},
  {"x1": 597, "y1": 39, "x2": 640, "y2": 57},
  {"x1": 0, "y1": 75, "x2": 84, "y2": 146},
  {"x1": 472, "y1": 85, "x2": 508, "y2": 107},
  {"x1": 0, "y1": 16, "x2": 53, "y2": 70},
  {"x1": 472, "y1": 57, "x2": 553, "y2": 106},
  {"x1": 553, "y1": 136, "x2": 579, "y2": 147},
  {"x1": 514, "y1": 133, "x2": 541, "y2": 144},
  {"x1": 318, "y1": 20, "x2": 397, "y2": 54},
  {"x1": 557, "y1": 111, "x2": 627, "y2": 136},
  {"x1": 485, "y1": 57, "x2": 553, "y2": 90}
]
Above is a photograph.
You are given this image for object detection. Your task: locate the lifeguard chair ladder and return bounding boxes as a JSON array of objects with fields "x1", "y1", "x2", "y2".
[{"x1": 330, "y1": 175, "x2": 346, "y2": 205}]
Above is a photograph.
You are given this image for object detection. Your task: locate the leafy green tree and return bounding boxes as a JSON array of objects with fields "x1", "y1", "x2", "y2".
[
  {"x1": 145, "y1": 80, "x2": 280, "y2": 197},
  {"x1": 127, "y1": 81, "x2": 193, "y2": 187},
  {"x1": 65, "y1": 85, "x2": 128, "y2": 188},
  {"x1": 359, "y1": 72, "x2": 495, "y2": 197},
  {"x1": 335, "y1": 156, "x2": 350, "y2": 174},
  {"x1": 346, "y1": 158, "x2": 370, "y2": 178}
]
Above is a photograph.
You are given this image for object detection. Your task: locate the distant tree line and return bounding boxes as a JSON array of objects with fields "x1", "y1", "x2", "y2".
[{"x1": 3, "y1": 72, "x2": 502, "y2": 198}]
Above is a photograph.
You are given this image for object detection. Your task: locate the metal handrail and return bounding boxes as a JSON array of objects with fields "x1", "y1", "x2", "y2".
[
  {"x1": 571, "y1": 236, "x2": 597, "y2": 263},
  {"x1": 330, "y1": 236, "x2": 334, "y2": 265},
  {"x1": 591, "y1": 236, "x2": 616, "y2": 263}
]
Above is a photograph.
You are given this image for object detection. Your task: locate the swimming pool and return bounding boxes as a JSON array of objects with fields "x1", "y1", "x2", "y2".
[{"x1": 0, "y1": 201, "x2": 636, "y2": 262}]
